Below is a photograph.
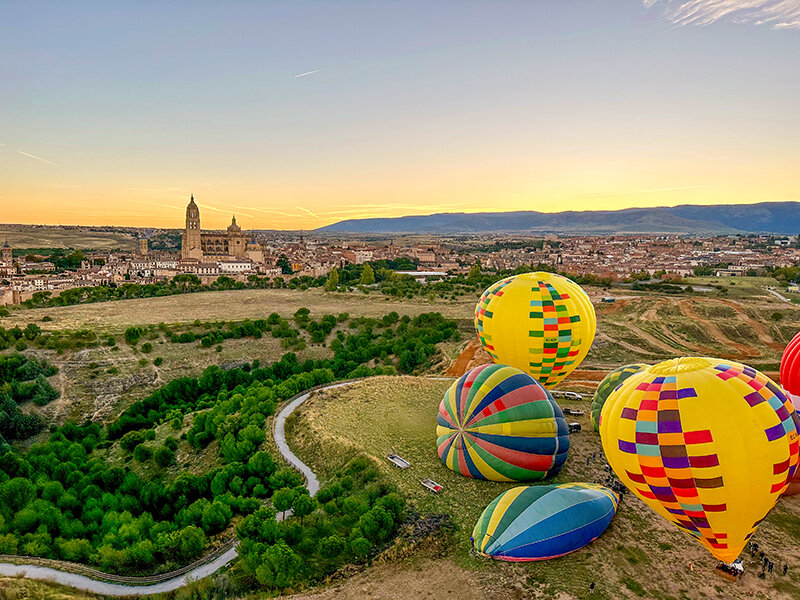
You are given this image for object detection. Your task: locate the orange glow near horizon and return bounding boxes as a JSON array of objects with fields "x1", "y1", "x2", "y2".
[{"x1": 2, "y1": 158, "x2": 797, "y2": 230}]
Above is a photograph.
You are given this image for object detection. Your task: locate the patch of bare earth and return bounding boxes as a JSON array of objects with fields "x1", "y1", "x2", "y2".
[{"x1": 283, "y1": 559, "x2": 484, "y2": 600}]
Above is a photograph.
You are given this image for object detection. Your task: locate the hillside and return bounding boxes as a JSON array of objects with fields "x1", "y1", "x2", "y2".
[
  {"x1": 286, "y1": 376, "x2": 800, "y2": 600},
  {"x1": 317, "y1": 202, "x2": 800, "y2": 235}
]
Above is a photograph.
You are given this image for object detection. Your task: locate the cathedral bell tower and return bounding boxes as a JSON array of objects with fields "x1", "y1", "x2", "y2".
[{"x1": 181, "y1": 194, "x2": 204, "y2": 260}]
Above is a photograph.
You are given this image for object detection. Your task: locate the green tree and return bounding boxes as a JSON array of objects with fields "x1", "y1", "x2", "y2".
[
  {"x1": 350, "y1": 536, "x2": 371, "y2": 562},
  {"x1": 254, "y1": 541, "x2": 302, "y2": 589},
  {"x1": 324, "y1": 267, "x2": 340, "y2": 292},
  {"x1": 133, "y1": 444, "x2": 153, "y2": 462},
  {"x1": 467, "y1": 261, "x2": 482, "y2": 282},
  {"x1": 176, "y1": 526, "x2": 206, "y2": 561},
  {"x1": 360, "y1": 263, "x2": 375, "y2": 285},
  {"x1": 272, "y1": 487, "x2": 296, "y2": 519},
  {"x1": 292, "y1": 493, "x2": 316, "y2": 524},
  {"x1": 201, "y1": 501, "x2": 231, "y2": 534},
  {"x1": 154, "y1": 445, "x2": 175, "y2": 467},
  {"x1": 318, "y1": 535, "x2": 345, "y2": 559},
  {"x1": 125, "y1": 327, "x2": 143, "y2": 345}
]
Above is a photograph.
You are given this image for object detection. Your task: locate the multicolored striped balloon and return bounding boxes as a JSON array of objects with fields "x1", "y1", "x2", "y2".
[
  {"x1": 472, "y1": 483, "x2": 618, "y2": 561},
  {"x1": 474, "y1": 272, "x2": 596, "y2": 388},
  {"x1": 436, "y1": 364, "x2": 570, "y2": 481},
  {"x1": 591, "y1": 363, "x2": 649, "y2": 431},
  {"x1": 600, "y1": 357, "x2": 800, "y2": 564}
]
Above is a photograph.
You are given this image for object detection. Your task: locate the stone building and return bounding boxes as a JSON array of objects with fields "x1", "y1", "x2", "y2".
[{"x1": 180, "y1": 195, "x2": 263, "y2": 262}]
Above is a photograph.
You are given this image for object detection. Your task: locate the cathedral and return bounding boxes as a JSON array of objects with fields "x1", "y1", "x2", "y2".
[{"x1": 180, "y1": 195, "x2": 263, "y2": 262}]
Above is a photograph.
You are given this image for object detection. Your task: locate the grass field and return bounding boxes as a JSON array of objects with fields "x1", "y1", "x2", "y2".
[
  {"x1": 287, "y1": 376, "x2": 800, "y2": 600},
  {"x1": 0, "y1": 224, "x2": 137, "y2": 251},
  {"x1": 1, "y1": 288, "x2": 478, "y2": 333},
  {"x1": 4, "y1": 285, "x2": 797, "y2": 430}
]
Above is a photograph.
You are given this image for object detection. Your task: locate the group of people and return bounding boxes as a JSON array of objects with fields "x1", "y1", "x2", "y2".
[{"x1": 748, "y1": 542, "x2": 788, "y2": 579}]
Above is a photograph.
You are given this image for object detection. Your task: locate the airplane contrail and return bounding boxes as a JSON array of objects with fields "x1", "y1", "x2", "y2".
[
  {"x1": 18, "y1": 150, "x2": 58, "y2": 167},
  {"x1": 296, "y1": 206, "x2": 322, "y2": 219},
  {"x1": 294, "y1": 69, "x2": 322, "y2": 78}
]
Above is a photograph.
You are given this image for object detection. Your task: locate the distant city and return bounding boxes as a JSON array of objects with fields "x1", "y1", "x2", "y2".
[{"x1": 1, "y1": 195, "x2": 798, "y2": 307}]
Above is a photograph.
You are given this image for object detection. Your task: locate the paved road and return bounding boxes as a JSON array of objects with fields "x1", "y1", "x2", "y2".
[
  {"x1": 766, "y1": 287, "x2": 791, "y2": 303},
  {"x1": 0, "y1": 381, "x2": 357, "y2": 596}
]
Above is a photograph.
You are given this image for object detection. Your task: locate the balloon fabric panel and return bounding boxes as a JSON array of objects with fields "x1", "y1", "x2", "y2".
[{"x1": 600, "y1": 357, "x2": 799, "y2": 564}]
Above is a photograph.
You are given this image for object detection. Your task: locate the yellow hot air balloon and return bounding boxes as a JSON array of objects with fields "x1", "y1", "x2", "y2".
[
  {"x1": 599, "y1": 357, "x2": 800, "y2": 565},
  {"x1": 474, "y1": 272, "x2": 596, "y2": 388}
]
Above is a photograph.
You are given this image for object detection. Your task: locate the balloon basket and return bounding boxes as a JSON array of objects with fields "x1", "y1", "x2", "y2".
[{"x1": 714, "y1": 562, "x2": 743, "y2": 582}]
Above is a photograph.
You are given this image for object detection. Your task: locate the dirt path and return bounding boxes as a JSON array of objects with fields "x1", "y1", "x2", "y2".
[
  {"x1": 617, "y1": 322, "x2": 683, "y2": 355},
  {"x1": 716, "y1": 298, "x2": 784, "y2": 351},
  {"x1": 677, "y1": 300, "x2": 760, "y2": 359},
  {"x1": 445, "y1": 338, "x2": 483, "y2": 377}
]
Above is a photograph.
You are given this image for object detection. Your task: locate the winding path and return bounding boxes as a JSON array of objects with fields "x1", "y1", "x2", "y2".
[{"x1": 0, "y1": 381, "x2": 357, "y2": 596}]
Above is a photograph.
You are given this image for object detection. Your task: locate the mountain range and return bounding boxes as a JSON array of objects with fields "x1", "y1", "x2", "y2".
[{"x1": 316, "y1": 202, "x2": 800, "y2": 235}]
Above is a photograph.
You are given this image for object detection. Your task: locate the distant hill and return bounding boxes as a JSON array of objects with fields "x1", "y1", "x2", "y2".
[{"x1": 316, "y1": 202, "x2": 800, "y2": 235}]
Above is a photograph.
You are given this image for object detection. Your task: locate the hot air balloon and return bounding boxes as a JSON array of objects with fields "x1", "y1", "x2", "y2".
[
  {"x1": 474, "y1": 272, "x2": 596, "y2": 388},
  {"x1": 591, "y1": 364, "x2": 649, "y2": 431},
  {"x1": 780, "y1": 331, "x2": 800, "y2": 404},
  {"x1": 779, "y1": 332, "x2": 800, "y2": 496},
  {"x1": 437, "y1": 364, "x2": 570, "y2": 481},
  {"x1": 472, "y1": 483, "x2": 618, "y2": 561},
  {"x1": 600, "y1": 357, "x2": 799, "y2": 565}
]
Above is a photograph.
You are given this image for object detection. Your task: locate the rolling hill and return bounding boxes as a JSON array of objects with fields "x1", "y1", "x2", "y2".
[{"x1": 317, "y1": 202, "x2": 800, "y2": 235}]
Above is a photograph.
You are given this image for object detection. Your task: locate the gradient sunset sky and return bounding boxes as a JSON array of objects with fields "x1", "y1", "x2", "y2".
[{"x1": 1, "y1": 1, "x2": 799, "y2": 230}]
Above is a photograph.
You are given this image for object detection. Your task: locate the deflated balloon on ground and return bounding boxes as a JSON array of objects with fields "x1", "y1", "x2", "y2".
[
  {"x1": 472, "y1": 483, "x2": 618, "y2": 561},
  {"x1": 437, "y1": 364, "x2": 570, "y2": 481}
]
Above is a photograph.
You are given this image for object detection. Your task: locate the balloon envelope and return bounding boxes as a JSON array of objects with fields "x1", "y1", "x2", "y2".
[
  {"x1": 591, "y1": 364, "x2": 649, "y2": 431},
  {"x1": 437, "y1": 364, "x2": 570, "y2": 481},
  {"x1": 600, "y1": 357, "x2": 799, "y2": 563},
  {"x1": 472, "y1": 483, "x2": 618, "y2": 561},
  {"x1": 474, "y1": 272, "x2": 596, "y2": 388},
  {"x1": 779, "y1": 332, "x2": 800, "y2": 495},
  {"x1": 780, "y1": 331, "x2": 800, "y2": 403}
]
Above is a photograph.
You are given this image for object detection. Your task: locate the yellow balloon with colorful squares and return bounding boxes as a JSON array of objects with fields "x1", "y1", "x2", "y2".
[
  {"x1": 599, "y1": 357, "x2": 800, "y2": 564},
  {"x1": 474, "y1": 272, "x2": 596, "y2": 388}
]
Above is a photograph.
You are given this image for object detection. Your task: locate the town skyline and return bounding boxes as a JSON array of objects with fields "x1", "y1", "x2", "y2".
[{"x1": 2, "y1": 1, "x2": 799, "y2": 229}]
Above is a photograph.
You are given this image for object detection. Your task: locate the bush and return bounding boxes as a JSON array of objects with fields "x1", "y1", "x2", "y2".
[
  {"x1": 153, "y1": 357, "x2": 163, "y2": 366},
  {"x1": 154, "y1": 446, "x2": 175, "y2": 467},
  {"x1": 133, "y1": 444, "x2": 153, "y2": 462},
  {"x1": 125, "y1": 327, "x2": 143, "y2": 345},
  {"x1": 141, "y1": 342, "x2": 153, "y2": 353}
]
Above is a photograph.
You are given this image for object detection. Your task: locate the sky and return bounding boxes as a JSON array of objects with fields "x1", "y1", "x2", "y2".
[{"x1": 1, "y1": 1, "x2": 799, "y2": 230}]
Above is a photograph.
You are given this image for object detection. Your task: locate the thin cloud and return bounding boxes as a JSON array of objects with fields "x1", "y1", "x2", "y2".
[
  {"x1": 294, "y1": 69, "x2": 322, "y2": 78},
  {"x1": 645, "y1": 0, "x2": 800, "y2": 29},
  {"x1": 18, "y1": 150, "x2": 58, "y2": 167},
  {"x1": 198, "y1": 203, "x2": 254, "y2": 220},
  {"x1": 0, "y1": 142, "x2": 6, "y2": 146},
  {"x1": 296, "y1": 206, "x2": 323, "y2": 219},
  {"x1": 576, "y1": 183, "x2": 731, "y2": 199}
]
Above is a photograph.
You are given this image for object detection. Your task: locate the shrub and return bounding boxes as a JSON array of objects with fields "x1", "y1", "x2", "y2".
[
  {"x1": 133, "y1": 444, "x2": 153, "y2": 462},
  {"x1": 125, "y1": 327, "x2": 143, "y2": 345},
  {"x1": 155, "y1": 446, "x2": 175, "y2": 467},
  {"x1": 153, "y1": 357, "x2": 163, "y2": 366},
  {"x1": 141, "y1": 342, "x2": 153, "y2": 353}
]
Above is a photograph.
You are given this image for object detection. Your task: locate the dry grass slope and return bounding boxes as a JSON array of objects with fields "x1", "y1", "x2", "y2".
[{"x1": 288, "y1": 376, "x2": 800, "y2": 600}]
